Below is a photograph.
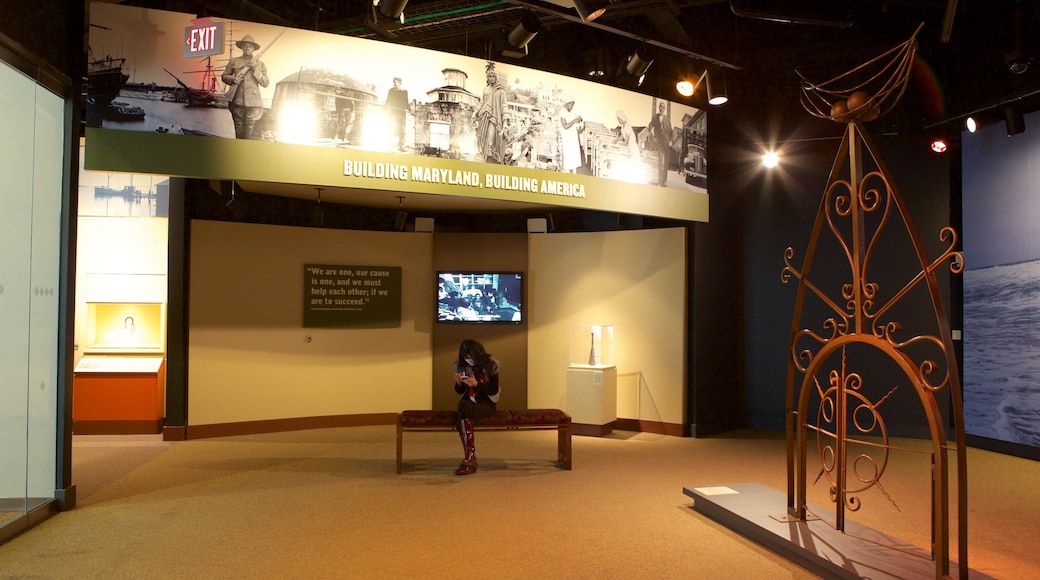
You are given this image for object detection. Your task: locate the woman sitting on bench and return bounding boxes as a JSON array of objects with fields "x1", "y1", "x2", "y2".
[{"x1": 452, "y1": 339, "x2": 501, "y2": 475}]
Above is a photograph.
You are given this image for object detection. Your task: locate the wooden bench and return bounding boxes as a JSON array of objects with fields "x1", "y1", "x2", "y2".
[{"x1": 396, "y1": 409, "x2": 572, "y2": 473}]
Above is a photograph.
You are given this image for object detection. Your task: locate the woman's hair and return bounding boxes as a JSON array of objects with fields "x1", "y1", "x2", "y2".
[{"x1": 457, "y1": 339, "x2": 491, "y2": 368}]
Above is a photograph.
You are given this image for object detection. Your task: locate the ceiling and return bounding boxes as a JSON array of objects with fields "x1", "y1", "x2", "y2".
[{"x1": 104, "y1": 0, "x2": 1040, "y2": 211}]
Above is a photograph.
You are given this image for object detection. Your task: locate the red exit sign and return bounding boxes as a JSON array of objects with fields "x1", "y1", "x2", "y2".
[{"x1": 184, "y1": 18, "x2": 225, "y2": 58}]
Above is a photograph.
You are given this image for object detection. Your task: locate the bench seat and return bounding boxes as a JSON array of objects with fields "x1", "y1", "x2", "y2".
[{"x1": 396, "y1": 409, "x2": 572, "y2": 473}]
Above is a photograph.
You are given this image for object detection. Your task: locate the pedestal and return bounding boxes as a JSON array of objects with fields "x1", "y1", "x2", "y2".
[
  {"x1": 73, "y1": 356, "x2": 166, "y2": 434},
  {"x1": 565, "y1": 366, "x2": 617, "y2": 436}
]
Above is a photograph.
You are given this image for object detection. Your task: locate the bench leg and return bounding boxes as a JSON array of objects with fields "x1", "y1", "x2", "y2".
[
  {"x1": 396, "y1": 422, "x2": 403, "y2": 474},
  {"x1": 559, "y1": 423, "x2": 573, "y2": 470}
]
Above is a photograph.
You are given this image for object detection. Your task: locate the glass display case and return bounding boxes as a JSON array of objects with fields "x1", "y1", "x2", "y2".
[
  {"x1": 566, "y1": 324, "x2": 617, "y2": 435},
  {"x1": 83, "y1": 302, "x2": 166, "y2": 353},
  {"x1": 569, "y1": 324, "x2": 615, "y2": 368}
]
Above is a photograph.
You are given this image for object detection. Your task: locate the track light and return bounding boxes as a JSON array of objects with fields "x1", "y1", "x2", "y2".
[
  {"x1": 707, "y1": 71, "x2": 728, "y2": 106},
  {"x1": 573, "y1": 0, "x2": 609, "y2": 22},
  {"x1": 965, "y1": 116, "x2": 977, "y2": 133},
  {"x1": 377, "y1": 0, "x2": 409, "y2": 21},
  {"x1": 1006, "y1": 106, "x2": 1026, "y2": 136},
  {"x1": 625, "y1": 47, "x2": 653, "y2": 78},
  {"x1": 584, "y1": 47, "x2": 608, "y2": 77},
  {"x1": 930, "y1": 138, "x2": 948, "y2": 153},
  {"x1": 762, "y1": 151, "x2": 781, "y2": 168},
  {"x1": 505, "y1": 11, "x2": 540, "y2": 56},
  {"x1": 675, "y1": 69, "x2": 729, "y2": 106}
]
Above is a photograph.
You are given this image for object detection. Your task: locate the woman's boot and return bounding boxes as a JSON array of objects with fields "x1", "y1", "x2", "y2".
[{"x1": 454, "y1": 418, "x2": 478, "y2": 475}]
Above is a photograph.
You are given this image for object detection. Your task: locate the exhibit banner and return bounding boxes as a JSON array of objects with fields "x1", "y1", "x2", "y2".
[{"x1": 85, "y1": 2, "x2": 709, "y2": 222}]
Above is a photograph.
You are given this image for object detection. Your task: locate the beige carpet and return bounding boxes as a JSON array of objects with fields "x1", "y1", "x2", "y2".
[{"x1": 0, "y1": 427, "x2": 1037, "y2": 579}]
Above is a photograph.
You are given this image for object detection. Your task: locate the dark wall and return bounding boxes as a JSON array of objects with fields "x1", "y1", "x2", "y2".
[
  {"x1": 688, "y1": 111, "x2": 746, "y2": 436},
  {"x1": 736, "y1": 120, "x2": 955, "y2": 434},
  {"x1": 0, "y1": 0, "x2": 82, "y2": 85}
]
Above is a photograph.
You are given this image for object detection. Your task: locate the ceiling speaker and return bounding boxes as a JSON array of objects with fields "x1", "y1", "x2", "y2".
[{"x1": 527, "y1": 218, "x2": 547, "y2": 233}]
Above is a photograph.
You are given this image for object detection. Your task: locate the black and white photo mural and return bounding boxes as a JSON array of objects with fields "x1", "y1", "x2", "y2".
[
  {"x1": 961, "y1": 109, "x2": 1040, "y2": 451},
  {"x1": 85, "y1": 2, "x2": 711, "y2": 221}
]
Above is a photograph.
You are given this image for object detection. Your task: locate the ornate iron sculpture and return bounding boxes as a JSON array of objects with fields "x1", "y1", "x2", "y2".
[{"x1": 782, "y1": 25, "x2": 969, "y2": 579}]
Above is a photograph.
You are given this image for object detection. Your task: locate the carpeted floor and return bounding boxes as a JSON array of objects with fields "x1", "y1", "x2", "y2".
[{"x1": 0, "y1": 427, "x2": 1037, "y2": 579}]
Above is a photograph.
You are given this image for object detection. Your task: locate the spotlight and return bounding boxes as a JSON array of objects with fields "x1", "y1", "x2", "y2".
[
  {"x1": 573, "y1": 0, "x2": 609, "y2": 22},
  {"x1": 707, "y1": 71, "x2": 728, "y2": 106},
  {"x1": 675, "y1": 69, "x2": 729, "y2": 106},
  {"x1": 377, "y1": 0, "x2": 409, "y2": 21},
  {"x1": 1005, "y1": 50, "x2": 1031, "y2": 75},
  {"x1": 763, "y1": 151, "x2": 780, "y2": 168},
  {"x1": 930, "y1": 138, "x2": 948, "y2": 153},
  {"x1": 965, "y1": 116, "x2": 977, "y2": 133},
  {"x1": 505, "y1": 11, "x2": 540, "y2": 57},
  {"x1": 625, "y1": 47, "x2": 653, "y2": 78},
  {"x1": 584, "y1": 47, "x2": 608, "y2": 77},
  {"x1": 1006, "y1": 106, "x2": 1026, "y2": 136}
]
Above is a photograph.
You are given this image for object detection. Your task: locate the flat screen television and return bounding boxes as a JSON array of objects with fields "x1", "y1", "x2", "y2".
[{"x1": 437, "y1": 271, "x2": 523, "y2": 323}]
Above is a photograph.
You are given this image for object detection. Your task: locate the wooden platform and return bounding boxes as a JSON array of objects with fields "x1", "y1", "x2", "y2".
[{"x1": 683, "y1": 482, "x2": 991, "y2": 580}]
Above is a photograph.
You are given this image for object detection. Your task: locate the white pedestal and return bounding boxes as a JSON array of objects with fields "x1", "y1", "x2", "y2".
[{"x1": 566, "y1": 366, "x2": 617, "y2": 436}]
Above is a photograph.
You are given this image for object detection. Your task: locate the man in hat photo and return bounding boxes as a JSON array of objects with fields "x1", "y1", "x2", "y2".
[{"x1": 222, "y1": 34, "x2": 270, "y2": 139}]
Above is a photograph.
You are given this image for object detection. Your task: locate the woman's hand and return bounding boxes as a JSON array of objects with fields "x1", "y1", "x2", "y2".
[{"x1": 455, "y1": 371, "x2": 477, "y2": 387}]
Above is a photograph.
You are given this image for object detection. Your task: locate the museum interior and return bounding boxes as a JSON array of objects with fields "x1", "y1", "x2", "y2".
[{"x1": 3, "y1": 0, "x2": 1040, "y2": 577}]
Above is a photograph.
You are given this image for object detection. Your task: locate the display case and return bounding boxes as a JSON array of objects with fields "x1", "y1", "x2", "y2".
[
  {"x1": 566, "y1": 324, "x2": 617, "y2": 436},
  {"x1": 569, "y1": 324, "x2": 615, "y2": 368},
  {"x1": 83, "y1": 302, "x2": 166, "y2": 353},
  {"x1": 73, "y1": 355, "x2": 166, "y2": 434}
]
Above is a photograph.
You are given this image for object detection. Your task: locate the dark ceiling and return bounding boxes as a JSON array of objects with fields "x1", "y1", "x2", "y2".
[{"x1": 109, "y1": 0, "x2": 1040, "y2": 135}]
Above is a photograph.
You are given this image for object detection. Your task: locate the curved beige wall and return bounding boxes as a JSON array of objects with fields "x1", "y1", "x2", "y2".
[
  {"x1": 527, "y1": 228, "x2": 687, "y2": 427},
  {"x1": 187, "y1": 220, "x2": 685, "y2": 430},
  {"x1": 188, "y1": 220, "x2": 433, "y2": 425}
]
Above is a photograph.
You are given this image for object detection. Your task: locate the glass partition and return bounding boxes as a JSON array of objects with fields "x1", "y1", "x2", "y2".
[{"x1": 0, "y1": 56, "x2": 64, "y2": 533}]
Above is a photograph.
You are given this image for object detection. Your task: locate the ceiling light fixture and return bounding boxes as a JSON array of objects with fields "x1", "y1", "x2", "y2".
[
  {"x1": 965, "y1": 117, "x2": 977, "y2": 133},
  {"x1": 930, "y1": 138, "x2": 948, "y2": 153},
  {"x1": 584, "y1": 47, "x2": 607, "y2": 77},
  {"x1": 763, "y1": 151, "x2": 780, "y2": 168},
  {"x1": 707, "y1": 71, "x2": 728, "y2": 106},
  {"x1": 675, "y1": 69, "x2": 728, "y2": 106},
  {"x1": 1006, "y1": 106, "x2": 1026, "y2": 136},
  {"x1": 377, "y1": 0, "x2": 409, "y2": 21},
  {"x1": 625, "y1": 46, "x2": 653, "y2": 78},
  {"x1": 504, "y1": 11, "x2": 541, "y2": 57},
  {"x1": 572, "y1": 0, "x2": 609, "y2": 22}
]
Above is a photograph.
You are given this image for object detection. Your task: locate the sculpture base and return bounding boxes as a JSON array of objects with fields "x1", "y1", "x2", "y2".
[{"x1": 683, "y1": 482, "x2": 988, "y2": 580}]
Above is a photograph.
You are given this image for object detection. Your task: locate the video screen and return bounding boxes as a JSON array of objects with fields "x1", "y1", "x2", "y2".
[{"x1": 437, "y1": 272, "x2": 523, "y2": 323}]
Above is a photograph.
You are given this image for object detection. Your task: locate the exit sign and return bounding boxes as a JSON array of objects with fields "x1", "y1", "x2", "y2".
[{"x1": 184, "y1": 18, "x2": 225, "y2": 58}]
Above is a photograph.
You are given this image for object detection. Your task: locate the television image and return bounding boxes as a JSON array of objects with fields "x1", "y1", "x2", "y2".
[{"x1": 437, "y1": 272, "x2": 523, "y2": 323}]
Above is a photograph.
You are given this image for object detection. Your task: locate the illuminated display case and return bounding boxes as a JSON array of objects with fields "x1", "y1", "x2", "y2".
[
  {"x1": 569, "y1": 324, "x2": 615, "y2": 368},
  {"x1": 83, "y1": 302, "x2": 166, "y2": 353},
  {"x1": 75, "y1": 302, "x2": 166, "y2": 433}
]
